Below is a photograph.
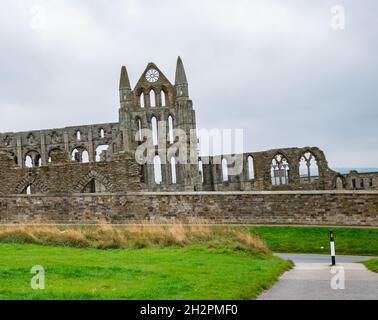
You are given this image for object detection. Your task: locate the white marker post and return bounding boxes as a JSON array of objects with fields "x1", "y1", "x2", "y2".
[{"x1": 329, "y1": 230, "x2": 336, "y2": 265}]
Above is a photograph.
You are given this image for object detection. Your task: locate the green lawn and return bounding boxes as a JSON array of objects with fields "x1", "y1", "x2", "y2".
[
  {"x1": 249, "y1": 226, "x2": 378, "y2": 256},
  {"x1": 362, "y1": 259, "x2": 378, "y2": 273},
  {"x1": 0, "y1": 243, "x2": 291, "y2": 300}
]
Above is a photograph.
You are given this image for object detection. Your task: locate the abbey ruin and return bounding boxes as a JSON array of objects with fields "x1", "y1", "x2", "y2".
[{"x1": 0, "y1": 58, "x2": 377, "y2": 225}]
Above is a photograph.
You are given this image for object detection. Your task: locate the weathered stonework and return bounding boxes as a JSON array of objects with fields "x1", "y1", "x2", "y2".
[{"x1": 0, "y1": 191, "x2": 377, "y2": 226}]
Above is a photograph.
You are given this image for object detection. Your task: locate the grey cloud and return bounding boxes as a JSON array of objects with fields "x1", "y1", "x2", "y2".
[{"x1": 0, "y1": 0, "x2": 377, "y2": 167}]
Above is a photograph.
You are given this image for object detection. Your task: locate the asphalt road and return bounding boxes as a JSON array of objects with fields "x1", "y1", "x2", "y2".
[{"x1": 258, "y1": 253, "x2": 378, "y2": 300}]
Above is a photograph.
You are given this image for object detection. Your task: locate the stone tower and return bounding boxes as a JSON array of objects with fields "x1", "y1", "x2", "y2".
[{"x1": 117, "y1": 57, "x2": 201, "y2": 190}]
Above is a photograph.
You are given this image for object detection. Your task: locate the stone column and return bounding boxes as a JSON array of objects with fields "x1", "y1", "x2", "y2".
[
  {"x1": 40, "y1": 133, "x2": 46, "y2": 165},
  {"x1": 16, "y1": 135, "x2": 23, "y2": 167},
  {"x1": 88, "y1": 127, "x2": 95, "y2": 162}
]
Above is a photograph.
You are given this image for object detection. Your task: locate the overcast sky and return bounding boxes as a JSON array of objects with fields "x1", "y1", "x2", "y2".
[{"x1": 0, "y1": 0, "x2": 377, "y2": 167}]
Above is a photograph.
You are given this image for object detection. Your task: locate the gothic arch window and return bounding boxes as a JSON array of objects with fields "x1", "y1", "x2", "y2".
[
  {"x1": 25, "y1": 155, "x2": 33, "y2": 168},
  {"x1": 71, "y1": 147, "x2": 89, "y2": 163},
  {"x1": 170, "y1": 157, "x2": 177, "y2": 184},
  {"x1": 95, "y1": 145, "x2": 109, "y2": 162},
  {"x1": 222, "y1": 158, "x2": 229, "y2": 182},
  {"x1": 76, "y1": 130, "x2": 81, "y2": 141},
  {"x1": 247, "y1": 155, "x2": 254, "y2": 180},
  {"x1": 140, "y1": 92, "x2": 145, "y2": 108},
  {"x1": 149, "y1": 89, "x2": 156, "y2": 107},
  {"x1": 161, "y1": 90, "x2": 166, "y2": 106},
  {"x1": 271, "y1": 154, "x2": 290, "y2": 185},
  {"x1": 24, "y1": 151, "x2": 42, "y2": 168},
  {"x1": 151, "y1": 116, "x2": 158, "y2": 146},
  {"x1": 299, "y1": 152, "x2": 319, "y2": 183},
  {"x1": 153, "y1": 155, "x2": 162, "y2": 184},
  {"x1": 168, "y1": 115, "x2": 174, "y2": 144},
  {"x1": 99, "y1": 128, "x2": 105, "y2": 139}
]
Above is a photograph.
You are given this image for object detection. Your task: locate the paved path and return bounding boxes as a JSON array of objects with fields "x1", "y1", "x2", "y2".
[{"x1": 258, "y1": 253, "x2": 378, "y2": 300}]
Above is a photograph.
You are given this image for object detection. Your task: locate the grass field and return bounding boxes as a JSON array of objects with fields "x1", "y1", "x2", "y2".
[
  {"x1": 0, "y1": 225, "x2": 292, "y2": 300},
  {"x1": 249, "y1": 226, "x2": 378, "y2": 256}
]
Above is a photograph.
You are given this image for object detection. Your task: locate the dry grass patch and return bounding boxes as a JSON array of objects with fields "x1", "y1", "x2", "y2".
[{"x1": 0, "y1": 223, "x2": 270, "y2": 254}]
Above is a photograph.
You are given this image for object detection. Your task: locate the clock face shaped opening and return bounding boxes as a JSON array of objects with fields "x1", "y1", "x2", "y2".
[{"x1": 145, "y1": 69, "x2": 159, "y2": 83}]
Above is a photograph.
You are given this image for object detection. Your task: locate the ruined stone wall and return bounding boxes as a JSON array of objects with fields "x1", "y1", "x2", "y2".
[
  {"x1": 0, "y1": 152, "x2": 143, "y2": 194},
  {"x1": 1, "y1": 191, "x2": 377, "y2": 226},
  {"x1": 0, "y1": 122, "x2": 121, "y2": 167},
  {"x1": 200, "y1": 147, "x2": 337, "y2": 191},
  {"x1": 344, "y1": 171, "x2": 378, "y2": 190}
]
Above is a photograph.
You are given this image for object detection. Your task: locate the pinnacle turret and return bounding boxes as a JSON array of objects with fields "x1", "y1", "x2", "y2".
[{"x1": 175, "y1": 56, "x2": 189, "y2": 99}]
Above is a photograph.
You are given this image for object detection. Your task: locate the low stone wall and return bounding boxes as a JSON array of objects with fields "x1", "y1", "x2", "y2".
[{"x1": 0, "y1": 191, "x2": 377, "y2": 226}]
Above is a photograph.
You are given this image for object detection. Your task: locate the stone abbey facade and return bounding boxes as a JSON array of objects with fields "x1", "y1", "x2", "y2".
[{"x1": 0, "y1": 57, "x2": 377, "y2": 197}]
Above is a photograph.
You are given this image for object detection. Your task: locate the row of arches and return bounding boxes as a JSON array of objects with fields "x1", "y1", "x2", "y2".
[
  {"x1": 136, "y1": 115, "x2": 175, "y2": 145},
  {"x1": 19, "y1": 170, "x2": 111, "y2": 195},
  {"x1": 139, "y1": 90, "x2": 168, "y2": 108},
  {"x1": 23, "y1": 145, "x2": 110, "y2": 168},
  {"x1": 216, "y1": 152, "x2": 319, "y2": 186},
  {"x1": 271, "y1": 152, "x2": 319, "y2": 185}
]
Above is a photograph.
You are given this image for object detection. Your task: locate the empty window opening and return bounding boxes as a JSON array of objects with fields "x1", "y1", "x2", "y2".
[
  {"x1": 170, "y1": 157, "x2": 177, "y2": 184},
  {"x1": 25, "y1": 155, "x2": 33, "y2": 168},
  {"x1": 140, "y1": 92, "x2": 145, "y2": 108},
  {"x1": 161, "y1": 90, "x2": 166, "y2": 106},
  {"x1": 76, "y1": 131, "x2": 81, "y2": 141},
  {"x1": 82, "y1": 179, "x2": 106, "y2": 193},
  {"x1": 299, "y1": 152, "x2": 319, "y2": 183},
  {"x1": 222, "y1": 158, "x2": 229, "y2": 182},
  {"x1": 271, "y1": 154, "x2": 290, "y2": 185},
  {"x1": 71, "y1": 148, "x2": 89, "y2": 163},
  {"x1": 95, "y1": 145, "x2": 109, "y2": 162},
  {"x1": 369, "y1": 178, "x2": 373, "y2": 188},
  {"x1": 100, "y1": 129, "x2": 105, "y2": 138},
  {"x1": 149, "y1": 90, "x2": 156, "y2": 107},
  {"x1": 151, "y1": 116, "x2": 158, "y2": 146},
  {"x1": 168, "y1": 115, "x2": 174, "y2": 144},
  {"x1": 247, "y1": 156, "x2": 254, "y2": 180},
  {"x1": 360, "y1": 178, "x2": 365, "y2": 189},
  {"x1": 26, "y1": 185, "x2": 32, "y2": 195},
  {"x1": 153, "y1": 155, "x2": 162, "y2": 184}
]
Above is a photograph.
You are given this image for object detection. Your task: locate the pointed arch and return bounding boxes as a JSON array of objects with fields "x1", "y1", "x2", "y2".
[
  {"x1": 71, "y1": 170, "x2": 114, "y2": 193},
  {"x1": 151, "y1": 116, "x2": 158, "y2": 146},
  {"x1": 299, "y1": 151, "x2": 319, "y2": 183},
  {"x1": 161, "y1": 90, "x2": 167, "y2": 106},
  {"x1": 149, "y1": 89, "x2": 156, "y2": 107},
  {"x1": 140, "y1": 92, "x2": 145, "y2": 108},
  {"x1": 271, "y1": 153, "x2": 290, "y2": 185},
  {"x1": 168, "y1": 115, "x2": 174, "y2": 144},
  {"x1": 15, "y1": 175, "x2": 49, "y2": 194}
]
